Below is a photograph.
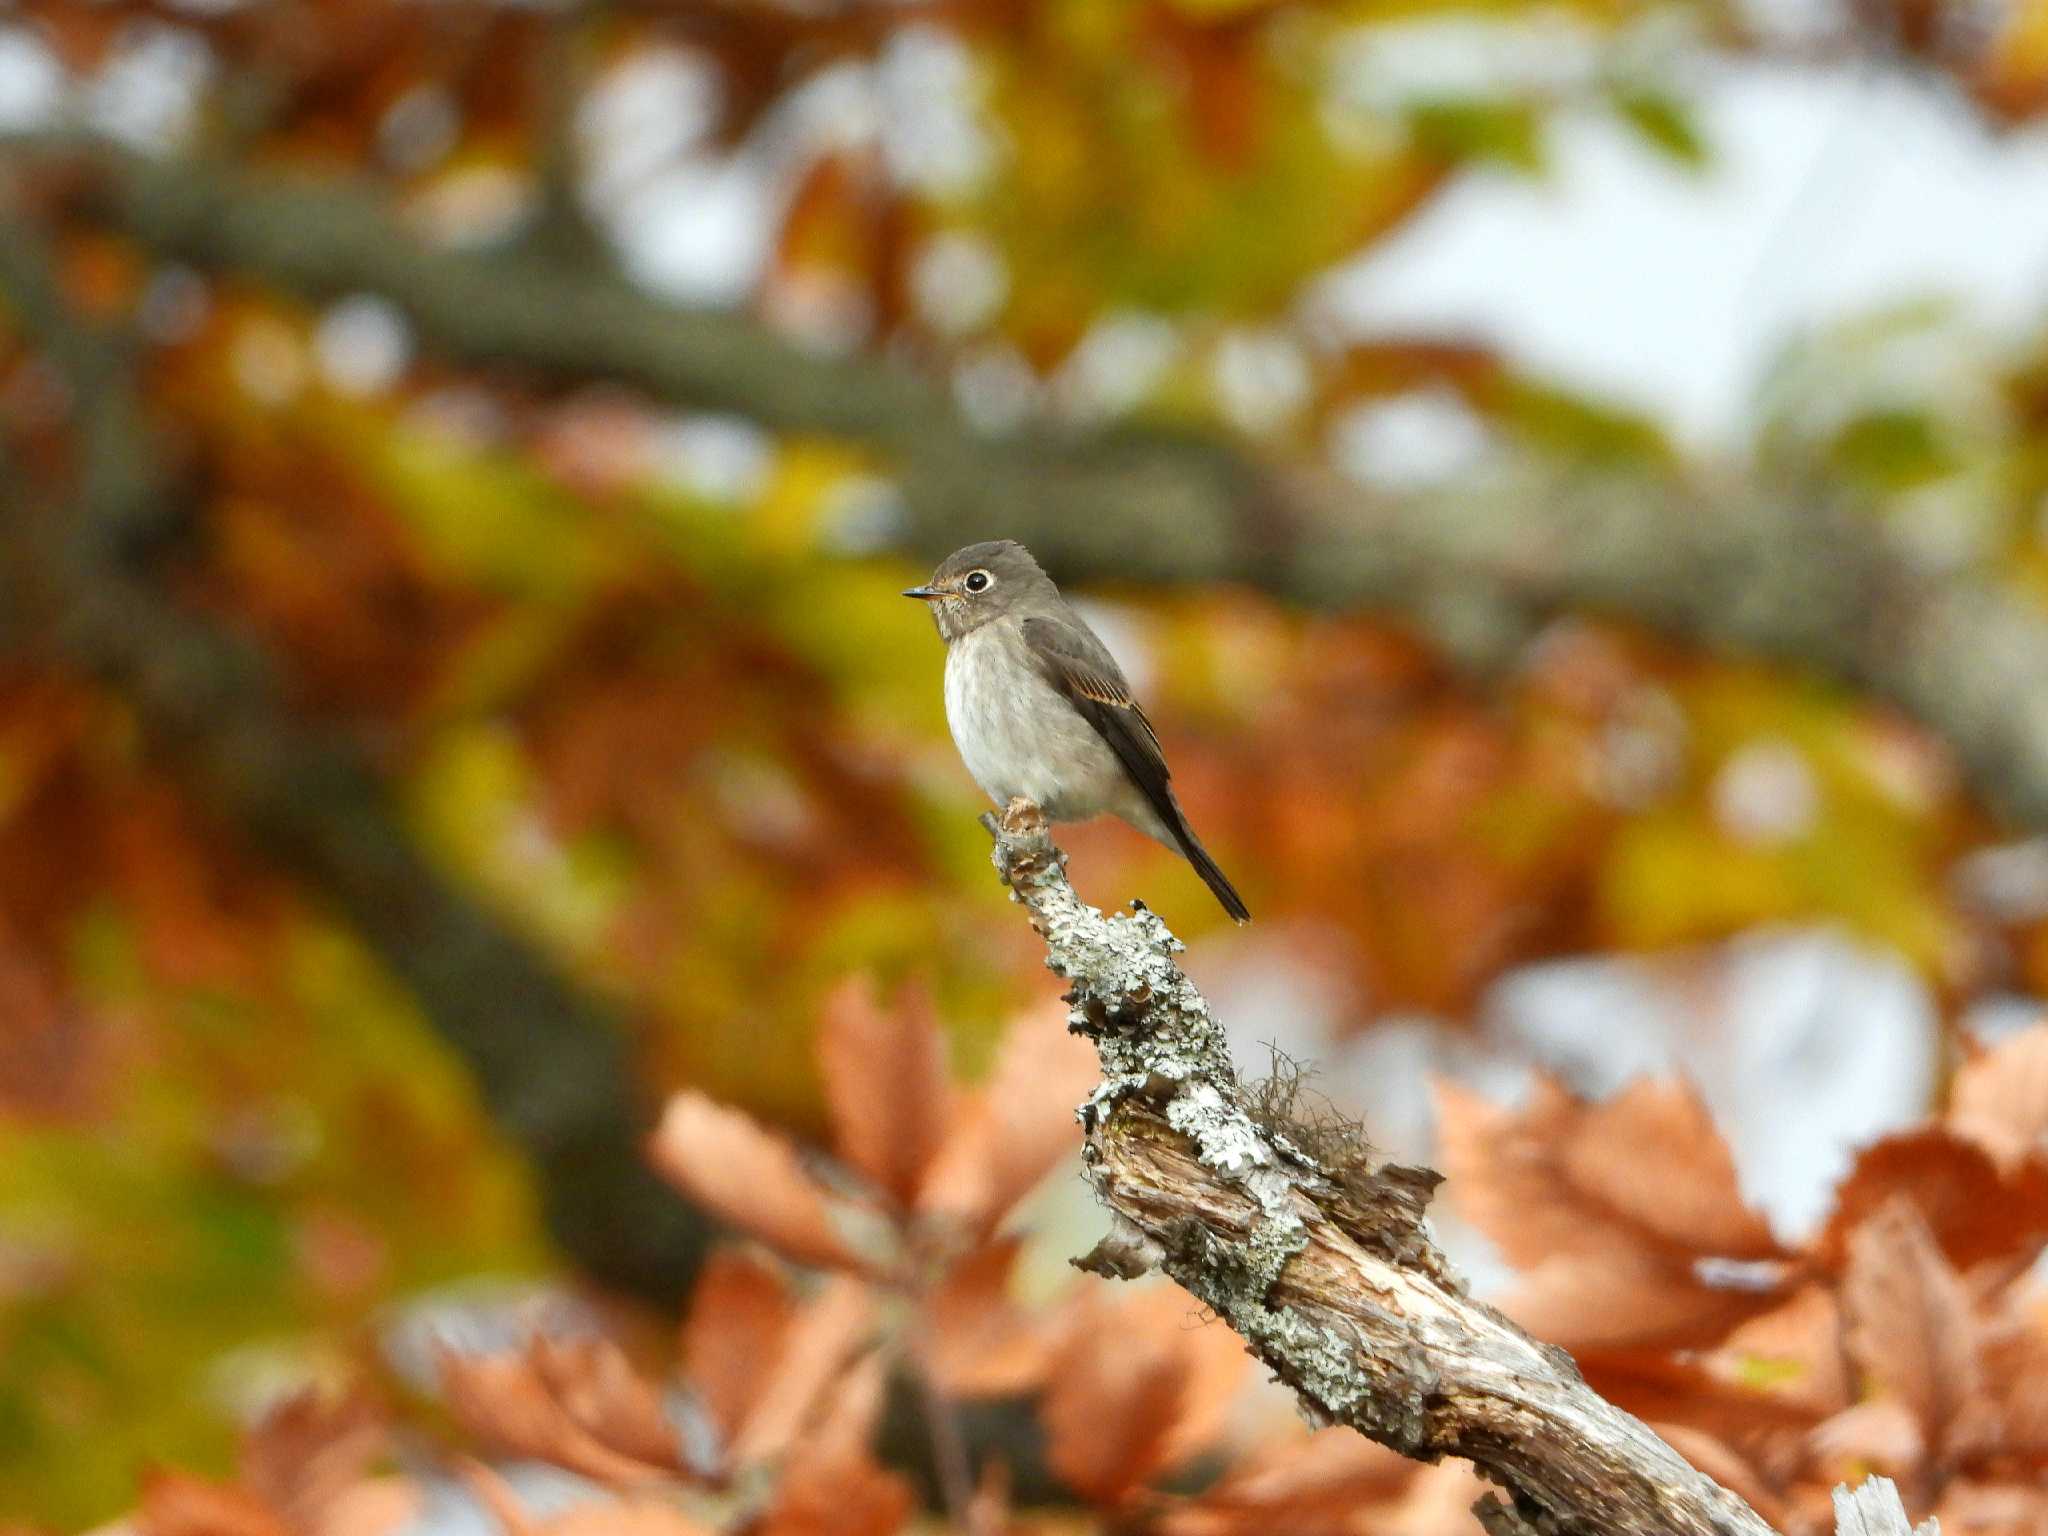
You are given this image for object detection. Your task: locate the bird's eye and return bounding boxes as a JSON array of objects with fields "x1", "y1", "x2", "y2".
[{"x1": 964, "y1": 570, "x2": 992, "y2": 594}]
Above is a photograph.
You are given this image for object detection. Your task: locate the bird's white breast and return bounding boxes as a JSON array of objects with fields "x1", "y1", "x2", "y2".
[{"x1": 943, "y1": 622, "x2": 1122, "y2": 820}]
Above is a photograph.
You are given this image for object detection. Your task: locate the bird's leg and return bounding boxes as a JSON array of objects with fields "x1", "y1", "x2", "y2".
[
  {"x1": 982, "y1": 798, "x2": 1068, "y2": 919},
  {"x1": 998, "y1": 796, "x2": 1046, "y2": 837}
]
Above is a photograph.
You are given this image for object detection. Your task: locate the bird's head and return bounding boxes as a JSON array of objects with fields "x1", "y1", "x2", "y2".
[{"x1": 904, "y1": 539, "x2": 1054, "y2": 641}]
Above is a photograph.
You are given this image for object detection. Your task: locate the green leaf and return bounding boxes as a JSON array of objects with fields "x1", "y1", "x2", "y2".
[
  {"x1": 1612, "y1": 89, "x2": 1710, "y2": 170},
  {"x1": 1406, "y1": 98, "x2": 1547, "y2": 174}
]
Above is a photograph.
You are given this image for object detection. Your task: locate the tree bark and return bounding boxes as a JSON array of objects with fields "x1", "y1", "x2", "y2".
[{"x1": 982, "y1": 798, "x2": 1931, "y2": 1536}]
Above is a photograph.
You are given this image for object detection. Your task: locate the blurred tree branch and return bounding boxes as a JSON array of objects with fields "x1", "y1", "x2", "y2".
[
  {"x1": 982, "y1": 797, "x2": 1929, "y2": 1536},
  {"x1": 14, "y1": 137, "x2": 2048, "y2": 837},
  {"x1": 0, "y1": 208, "x2": 718, "y2": 1309}
]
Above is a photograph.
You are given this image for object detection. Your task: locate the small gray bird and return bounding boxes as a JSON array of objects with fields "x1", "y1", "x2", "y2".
[{"x1": 906, "y1": 539, "x2": 1249, "y2": 923}]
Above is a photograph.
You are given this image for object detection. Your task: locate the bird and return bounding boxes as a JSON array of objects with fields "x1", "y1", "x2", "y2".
[{"x1": 905, "y1": 539, "x2": 1250, "y2": 923}]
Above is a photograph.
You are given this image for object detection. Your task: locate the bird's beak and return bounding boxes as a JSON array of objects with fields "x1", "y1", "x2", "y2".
[{"x1": 902, "y1": 585, "x2": 942, "y2": 601}]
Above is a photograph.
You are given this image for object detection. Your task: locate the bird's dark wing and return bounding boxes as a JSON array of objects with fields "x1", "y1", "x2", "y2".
[
  {"x1": 1021, "y1": 612, "x2": 1250, "y2": 922},
  {"x1": 1019, "y1": 613, "x2": 1168, "y2": 800}
]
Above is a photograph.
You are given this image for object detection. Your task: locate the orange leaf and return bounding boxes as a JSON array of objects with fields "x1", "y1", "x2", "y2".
[
  {"x1": 241, "y1": 1388, "x2": 387, "y2": 1535},
  {"x1": 648, "y1": 1092, "x2": 866, "y2": 1273},
  {"x1": 1168, "y1": 1428, "x2": 1412, "y2": 1532},
  {"x1": 816, "y1": 979, "x2": 950, "y2": 1207},
  {"x1": 728, "y1": 1277, "x2": 875, "y2": 1467},
  {"x1": 679, "y1": 1247, "x2": 798, "y2": 1455},
  {"x1": 1040, "y1": 1339, "x2": 1190, "y2": 1506},
  {"x1": 1434, "y1": 1075, "x2": 1788, "y2": 1351},
  {"x1": 529, "y1": 1335, "x2": 684, "y2": 1474},
  {"x1": 915, "y1": 1236, "x2": 1058, "y2": 1399},
  {"x1": 753, "y1": 1332, "x2": 909, "y2": 1536},
  {"x1": 919, "y1": 1000, "x2": 1095, "y2": 1232},
  {"x1": 1840, "y1": 1199, "x2": 1981, "y2": 1457},
  {"x1": 1949, "y1": 1025, "x2": 2048, "y2": 1169},
  {"x1": 1817, "y1": 1127, "x2": 2048, "y2": 1273},
  {"x1": 1037, "y1": 1285, "x2": 1244, "y2": 1506},
  {"x1": 138, "y1": 1471, "x2": 295, "y2": 1536},
  {"x1": 436, "y1": 1338, "x2": 682, "y2": 1487}
]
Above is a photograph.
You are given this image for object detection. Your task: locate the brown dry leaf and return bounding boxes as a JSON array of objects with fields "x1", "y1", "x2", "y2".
[
  {"x1": 1108, "y1": 1284, "x2": 1254, "y2": 1471},
  {"x1": 137, "y1": 1471, "x2": 295, "y2": 1536},
  {"x1": 648, "y1": 1092, "x2": 866, "y2": 1273},
  {"x1": 1841, "y1": 1198, "x2": 1982, "y2": 1457},
  {"x1": 727, "y1": 1276, "x2": 875, "y2": 1467},
  {"x1": 546, "y1": 1501, "x2": 720, "y2": 1536},
  {"x1": 915, "y1": 1236, "x2": 1059, "y2": 1399},
  {"x1": 1576, "y1": 1348, "x2": 1827, "y2": 1450},
  {"x1": 1810, "y1": 1398, "x2": 1927, "y2": 1477},
  {"x1": 456, "y1": 1459, "x2": 544, "y2": 1536},
  {"x1": 436, "y1": 1339, "x2": 681, "y2": 1487},
  {"x1": 678, "y1": 1247, "x2": 797, "y2": 1455},
  {"x1": 528, "y1": 1335, "x2": 684, "y2": 1474},
  {"x1": 1505, "y1": 1249, "x2": 1798, "y2": 1354},
  {"x1": 1950, "y1": 1026, "x2": 2048, "y2": 1169},
  {"x1": 241, "y1": 1388, "x2": 387, "y2": 1534},
  {"x1": 1933, "y1": 1481, "x2": 2048, "y2": 1536},
  {"x1": 313, "y1": 1477, "x2": 420, "y2": 1536},
  {"x1": 1437, "y1": 1076, "x2": 1782, "y2": 1265},
  {"x1": 1818, "y1": 1128, "x2": 2048, "y2": 1273},
  {"x1": 754, "y1": 1442, "x2": 913, "y2": 1536},
  {"x1": 1038, "y1": 1289, "x2": 1217, "y2": 1506},
  {"x1": 918, "y1": 999, "x2": 1095, "y2": 1232},
  {"x1": 1435, "y1": 1076, "x2": 1789, "y2": 1350},
  {"x1": 1714, "y1": 1284, "x2": 1854, "y2": 1416},
  {"x1": 1975, "y1": 1301, "x2": 2048, "y2": 1457},
  {"x1": 1163, "y1": 1428, "x2": 1414, "y2": 1536},
  {"x1": 754, "y1": 1353, "x2": 911, "y2": 1536},
  {"x1": 815, "y1": 978, "x2": 951, "y2": 1207}
]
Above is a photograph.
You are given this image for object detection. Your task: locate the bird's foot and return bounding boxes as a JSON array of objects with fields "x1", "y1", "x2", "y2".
[{"x1": 998, "y1": 796, "x2": 1047, "y2": 837}]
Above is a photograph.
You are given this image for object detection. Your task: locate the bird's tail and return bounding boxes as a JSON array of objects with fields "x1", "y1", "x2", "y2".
[{"x1": 1163, "y1": 799, "x2": 1250, "y2": 924}]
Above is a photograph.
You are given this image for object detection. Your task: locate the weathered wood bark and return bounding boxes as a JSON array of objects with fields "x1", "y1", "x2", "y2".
[{"x1": 984, "y1": 800, "x2": 1931, "y2": 1536}]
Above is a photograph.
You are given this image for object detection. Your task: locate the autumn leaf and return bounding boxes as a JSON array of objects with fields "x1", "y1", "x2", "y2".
[
  {"x1": 1435, "y1": 1075, "x2": 1791, "y2": 1350},
  {"x1": 435, "y1": 1336, "x2": 684, "y2": 1486},
  {"x1": 648, "y1": 1091, "x2": 869, "y2": 1273},
  {"x1": 137, "y1": 1471, "x2": 295, "y2": 1536},
  {"x1": 1816, "y1": 1127, "x2": 2048, "y2": 1274},
  {"x1": 527, "y1": 1335, "x2": 685, "y2": 1475},
  {"x1": 815, "y1": 978, "x2": 950, "y2": 1208},
  {"x1": 678, "y1": 1247, "x2": 799, "y2": 1457},
  {"x1": 1575, "y1": 1347, "x2": 1827, "y2": 1451},
  {"x1": 754, "y1": 1350, "x2": 912, "y2": 1536},
  {"x1": 1948, "y1": 1025, "x2": 2048, "y2": 1169},
  {"x1": 726, "y1": 1276, "x2": 876, "y2": 1468},
  {"x1": 1039, "y1": 1328, "x2": 1192, "y2": 1506},
  {"x1": 914, "y1": 1235, "x2": 1060, "y2": 1399},
  {"x1": 918, "y1": 999, "x2": 1095, "y2": 1233},
  {"x1": 1840, "y1": 1199, "x2": 1982, "y2": 1460},
  {"x1": 1163, "y1": 1429, "x2": 1415, "y2": 1536},
  {"x1": 1037, "y1": 1285, "x2": 1248, "y2": 1506},
  {"x1": 457, "y1": 1459, "x2": 720, "y2": 1536},
  {"x1": 240, "y1": 1388, "x2": 387, "y2": 1536}
]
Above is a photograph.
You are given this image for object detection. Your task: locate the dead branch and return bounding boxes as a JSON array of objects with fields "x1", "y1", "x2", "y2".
[{"x1": 984, "y1": 800, "x2": 1933, "y2": 1536}]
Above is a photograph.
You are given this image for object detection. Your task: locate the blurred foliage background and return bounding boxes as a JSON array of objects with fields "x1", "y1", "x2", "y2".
[{"x1": 5, "y1": 0, "x2": 2048, "y2": 1525}]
